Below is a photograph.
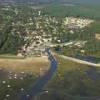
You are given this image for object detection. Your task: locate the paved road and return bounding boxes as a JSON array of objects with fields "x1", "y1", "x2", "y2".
[
  {"x1": 19, "y1": 49, "x2": 57, "y2": 100},
  {"x1": 59, "y1": 55, "x2": 100, "y2": 67}
]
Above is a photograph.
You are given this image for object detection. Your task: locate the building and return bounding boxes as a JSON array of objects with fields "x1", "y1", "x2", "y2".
[{"x1": 95, "y1": 33, "x2": 100, "y2": 40}]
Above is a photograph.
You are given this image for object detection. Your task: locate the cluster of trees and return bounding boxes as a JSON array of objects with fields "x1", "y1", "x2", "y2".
[
  {"x1": 0, "y1": 6, "x2": 26, "y2": 54},
  {"x1": 0, "y1": 5, "x2": 100, "y2": 56},
  {"x1": 0, "y1": 20, "x2": 25, "y2": 54}
]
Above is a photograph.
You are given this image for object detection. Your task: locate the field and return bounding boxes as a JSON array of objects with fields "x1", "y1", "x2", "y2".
[
  {"x1": 0, "y1": 56, "x2": 49, "y2": 100},
  {"x1": 38, "y1": 54, "x2": 100, "y2": 100},
  {"x1": 0, "y1": 56, "x2": 49, "y2": 74}
]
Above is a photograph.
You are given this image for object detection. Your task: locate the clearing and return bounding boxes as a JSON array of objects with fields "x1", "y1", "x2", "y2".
[{"x1": 0, "y1": 56, "x2": 49, "y2": 74}]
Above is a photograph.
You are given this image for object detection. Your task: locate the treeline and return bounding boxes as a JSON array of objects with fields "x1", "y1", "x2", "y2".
[
  {"x1": 42, "y1": 4, "x2": 100, "y2": 19},
  {"x1": 0, "y1": 20, "x2": 25, "y2": 54}
]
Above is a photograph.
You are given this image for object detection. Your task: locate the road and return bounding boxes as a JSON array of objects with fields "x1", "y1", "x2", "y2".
[
  {"x1": 59, "y1": 54, "x2": 100, "y2": 67},
  {"x1": 49, "y1": 41, "x2": 73, "y2": 47},
  {"x1": 19, "y1": 49, "x2": 57, "y2": 100}
]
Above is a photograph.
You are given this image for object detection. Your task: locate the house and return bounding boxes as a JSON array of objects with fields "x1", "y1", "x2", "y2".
[{"x1": 95, "y1": 33, "x2": 100, "y2": 40}]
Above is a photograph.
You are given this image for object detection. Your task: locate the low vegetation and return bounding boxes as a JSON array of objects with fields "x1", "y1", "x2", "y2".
[
  {"x1": 0, "y1": 56, "x2": 49, "y2": 100},
  {"x1": 41, "y1": 55, "x2": 100, "y2": 100},
  {"x1": 0, "y1": 56, "x2": 49, "y2": 74}
]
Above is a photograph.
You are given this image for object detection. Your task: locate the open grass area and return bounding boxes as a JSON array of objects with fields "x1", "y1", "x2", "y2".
[
  {"x1": 0, "y1": 56, "x2": 49, "y2": 74},
  {"x1": 0, "y1": 56, "x2": 49, "y2": 100},
  {"x1": 0, "y1": 54, "x2": 24, "y2": 59},
  {"x1": 40, "y1": 54, "x2": 100, "y2": 100}
]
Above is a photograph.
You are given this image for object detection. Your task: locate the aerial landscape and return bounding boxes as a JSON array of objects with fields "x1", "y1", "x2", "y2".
[{"x1": 0, "y1": 0, "x2": 100, "y2": 100}]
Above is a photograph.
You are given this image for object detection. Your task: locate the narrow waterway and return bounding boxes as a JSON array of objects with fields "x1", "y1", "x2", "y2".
[{"x1": 19, "y1": 49, "x2": 57, "y2": 100}]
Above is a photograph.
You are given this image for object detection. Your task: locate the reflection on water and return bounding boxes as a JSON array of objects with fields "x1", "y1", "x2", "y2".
[
  {"x1": 0, "y1": 68, "x2": 9, "y2": 80},
  {"x1": 0, "y1": 68, "x2": 37, "y2": 100},
  {"x1": 0, "y1": 68, "x2": 32, "y2": 80},
  {"x1": 74, "y1": 55, "x2": 100, "y2": 63},
  {"x1": 86, "y1": 67, "x2": 100, "y2": 81}
]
